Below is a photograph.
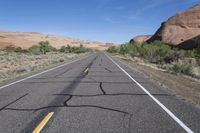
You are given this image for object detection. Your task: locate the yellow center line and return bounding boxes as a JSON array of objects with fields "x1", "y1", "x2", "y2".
[{"x1": 32, "y1": 112, "x2": 54, "y2": 133}]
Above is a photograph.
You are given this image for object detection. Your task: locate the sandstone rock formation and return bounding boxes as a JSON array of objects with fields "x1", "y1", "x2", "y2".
[
  {"x1": 148, "y1": 4, "x2": 200, "y2": 49},
  {"x1": 0, "y1": 31, "x2": 107, "y2": 50},
  {"x1": 130, "y1": 35, "x2": 152, "y2": 44},
  {"x1": 177, "y1": 35, "x2": 200, "y2": 49}
]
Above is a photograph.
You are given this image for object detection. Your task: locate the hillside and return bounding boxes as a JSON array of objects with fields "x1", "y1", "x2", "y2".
[{"x1": 0, "y1": 31, "x2": 107, "y2": 50}]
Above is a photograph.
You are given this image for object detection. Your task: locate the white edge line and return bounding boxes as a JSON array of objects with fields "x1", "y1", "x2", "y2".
[
  {"x1": 104, "y1": 53, "x2": 194, "y2": 133},
  {"x1": 0, "y1": 54, "x2": 92, "y2": 90}
]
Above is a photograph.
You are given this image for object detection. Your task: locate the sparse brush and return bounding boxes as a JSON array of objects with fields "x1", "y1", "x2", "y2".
[{"x1": 170, "y1": 62, "x2": 193, "y2": 75}]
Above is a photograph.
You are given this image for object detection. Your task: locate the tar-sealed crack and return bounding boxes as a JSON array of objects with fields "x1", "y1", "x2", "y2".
[
  {"x1": 64, "y1": 95, "x2": 73, "y2": 106},
  {"x1": 3, "y1": 93, "x2": 172, "y2": 112},
  {"x1": 0, "y1": 93, "x2": 28, "y2": 111},
  {"x1": 104, "y1": 67, "x2": 112, "y2": 72},
  {"x1": 99, "y1": 82, "x2": 106, "y2": 95},
  {"x1": 54, "y1": 67, "x2": 72, "y2": 78}
]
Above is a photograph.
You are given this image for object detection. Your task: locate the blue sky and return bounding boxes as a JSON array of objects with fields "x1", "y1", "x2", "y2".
[{"x1": 0, "y1": 0, "x2": 199, "y2": 43}]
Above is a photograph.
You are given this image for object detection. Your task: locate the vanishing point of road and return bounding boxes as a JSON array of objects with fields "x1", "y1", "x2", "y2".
[{"x1": 0, "y1": 52, "x2": 200, "y2": 133}]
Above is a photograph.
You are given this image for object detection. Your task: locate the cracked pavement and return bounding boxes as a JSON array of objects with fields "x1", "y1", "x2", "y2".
[{"x1": 0, "y1": 53, "x2": 200, "y2": 133}]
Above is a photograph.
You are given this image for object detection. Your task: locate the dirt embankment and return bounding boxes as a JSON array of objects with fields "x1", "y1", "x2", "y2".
[{"x1": 115, "y1": 55, "x2": 200, "y2": 107}]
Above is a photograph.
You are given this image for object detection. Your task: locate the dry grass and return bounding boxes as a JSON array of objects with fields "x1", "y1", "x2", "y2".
[{"x1": 0, "y1": 51, "x2": 89, "y2": 83}]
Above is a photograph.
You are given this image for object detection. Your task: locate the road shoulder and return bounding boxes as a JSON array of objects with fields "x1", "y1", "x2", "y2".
[{"x1": 113, "y1": 54, "x2": 200, "y2": 108}]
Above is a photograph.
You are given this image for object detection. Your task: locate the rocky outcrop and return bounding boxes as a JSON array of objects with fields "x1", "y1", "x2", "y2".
[
  {"x1": 177, "y1": 35, "x2": 200, "y2": 49},
  {"x1": 148, "y1": 4, "x2": 200, "y2": 49},
  {"x1": 130, "y1": 35, "x2": 152, "y2": 44},
  {"x1": 0, "y1": 31, "x2": 107, "y2": 50}
]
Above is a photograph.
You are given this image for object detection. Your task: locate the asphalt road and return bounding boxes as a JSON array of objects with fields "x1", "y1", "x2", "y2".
[{"x1": 0, "y1": 52, "x2": 200, "y2": 133}]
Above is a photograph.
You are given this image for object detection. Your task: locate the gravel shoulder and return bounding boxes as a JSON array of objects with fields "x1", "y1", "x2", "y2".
[{"x1": 114, "y1": 54, "x2": 200, "y2": 107}]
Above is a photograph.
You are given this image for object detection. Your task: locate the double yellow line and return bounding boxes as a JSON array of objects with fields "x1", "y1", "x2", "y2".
[{"x1": 32, "y1": 112, "x2": 54, "y2": 133}]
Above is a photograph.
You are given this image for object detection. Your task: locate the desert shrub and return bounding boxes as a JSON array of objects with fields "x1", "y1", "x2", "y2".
[
  {"x1": 15, "y1": 67, "x2": 27, "y2": 73},
  {"x1": 73, "y1": 44, "x2": 88, "y2": 53},
  {"x1": 183, "y1": 49, "x2": 196, "y2": 58},
  {"x1": 119, "y1": 44, "x2": 129, "y2": 55},
  {"x1": 170, "y1": 62, "x2": 192, "y2": 75},
  {"x1": 107, "y1": 46, "x2": 119, "y2": 53},
  {"x1": 126, "y1": 41, "x2": 173, "y2": 64},
  {"x1": 14, "y1": 47, "x2": 22, "y2": 53},
  {"x1": 59, "y1": 58, "x2": 65, "y2": 62},
  {"x1": 195, "y1": 45, "x2": 200, "y2": 58},
  {"x1": 28, "y1": 45, "x2": 41, "y2": 55},
  {"x1": 28, "y1": 41, "x2": 56, "y2": 55},
  {"x1": 60, "y1": 46, "x2": 66, "y2": 53},
  {"x1": 114, "y1": 41, "x2": 186, "y2": 64},
  {"x1": 59, "y1": 44, "x2": 89, "y2": 54}
]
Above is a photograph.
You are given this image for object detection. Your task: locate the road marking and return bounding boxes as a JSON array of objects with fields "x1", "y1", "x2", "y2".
[
  {"x1": 32, "y1": 112, "x2": 54, "y2": 133},
  {"x1": 84, "y1": 68, "x2": 89, "y2": 73},
  {"x1": 105, "y1": 53, "x2": 194, "y2": 133},
  {"x1": 0, "y1": 54, "x2": 92, "y2": 90}
]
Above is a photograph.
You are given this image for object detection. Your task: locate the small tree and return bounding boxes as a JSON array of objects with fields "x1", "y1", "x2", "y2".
[{"x1": 39, "y1": 41, "x2": 51, "y2": 54}]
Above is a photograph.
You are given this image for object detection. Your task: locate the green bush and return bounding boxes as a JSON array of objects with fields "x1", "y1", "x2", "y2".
[
  {"x1": 14, "y1": 47, "x2": 22, "y2": 53},
  {"x1": 119, "y1": 44, "x2": 129, "y2": 55},
  {"x1": 28, "y1": 41, "x2": 56, "y2": 55},
  {"x1": 170, "y1": 62, "x2": 192, "y2": 75},
  {"x1": 109, "y1": 40, "x2": 188, "y2": 64},
  {"x1": 28, "y1": 45, "x2": 41, "y2": 55},
  {"x1": 107, "y1": 46, "x2": 119, "y2": 53},
  {"x1": 59, "y1": 44, "x2": 89, "y2": 54}
]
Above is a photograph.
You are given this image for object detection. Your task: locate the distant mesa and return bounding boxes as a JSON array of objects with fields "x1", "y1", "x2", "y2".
[
  {"x1": 0, "y1": 31, "x2": 109, "y2": 50},
  {"x1": 105, "y1": 43, "x2": 115, "y2": 46},
  {"x1": 147, "y1": 4, "x2": 200, "y2": 49},
  {"x1": 130, "y1": 35, "x2": 152, "y2": 44}
]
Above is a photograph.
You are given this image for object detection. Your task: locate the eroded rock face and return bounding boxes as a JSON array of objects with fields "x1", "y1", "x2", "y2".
[
  {"x1": 177, "y1": 35, "x2": 200, "y2": 49},
  {"x1": 148, "y1": 4, "x2": 200, "y2": 49},
  {"x1": 130, "y1": 35, "x2": 152, "y2": 44}
]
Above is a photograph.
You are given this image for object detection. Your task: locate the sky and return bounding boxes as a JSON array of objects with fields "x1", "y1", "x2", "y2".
[{"x1": 0, "y1": 0, "x2": 200, "y2": 44}]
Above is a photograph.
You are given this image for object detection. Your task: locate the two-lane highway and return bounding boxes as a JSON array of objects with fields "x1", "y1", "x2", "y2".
[{"x1": 0, "y1": 53, "x2": 200, "y2": 133}]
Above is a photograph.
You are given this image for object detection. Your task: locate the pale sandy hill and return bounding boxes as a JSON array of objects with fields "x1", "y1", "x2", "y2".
[{"x1": 0, "y1": 31, "x2": 107, "y2": 50}]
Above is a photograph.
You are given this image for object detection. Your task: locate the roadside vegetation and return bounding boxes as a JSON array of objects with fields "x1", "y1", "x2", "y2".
[
  {"x1": 107, "y1": 41, "x2": 200, "y2": 78},
  {"x1": 0, "y1": 41, "x2": 93, "y2": 83}
]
